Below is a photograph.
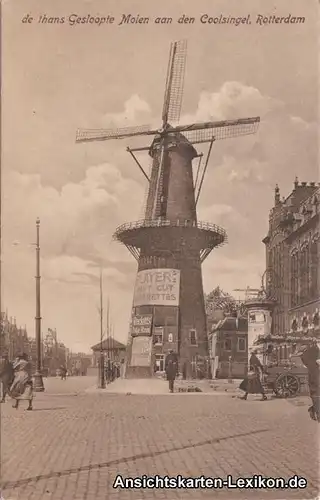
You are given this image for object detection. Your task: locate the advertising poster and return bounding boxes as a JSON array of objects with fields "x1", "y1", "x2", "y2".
[
  {"x1": 133, "y1": 269, "x2": 181, "y2": 307},
  {"x1": 130, "y1": 336, "x2": 152, "y2": 367},
  {"x1": 131, "y1": 314, "x2": 153, "y2": 336}
]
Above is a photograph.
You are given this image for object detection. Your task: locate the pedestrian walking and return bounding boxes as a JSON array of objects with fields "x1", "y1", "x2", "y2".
[
  {"x1": 9, "y1": 353, "x2": 34, "y2": 411},
  {"x1": 301, "y1": 341, "x2": 320, "y2": 422},
  {"x1": 239, "y1": 350, "x2": 267, "y2": 401},
  {"x1": 60, "y1": 365, "x2": 67, "y2": 380},
  {"x1": 0, "y1": 355, "x2": 14, "y2": 403},
  {"x1": 165, "y1": 350, "x2": 178, "y2": 393}
]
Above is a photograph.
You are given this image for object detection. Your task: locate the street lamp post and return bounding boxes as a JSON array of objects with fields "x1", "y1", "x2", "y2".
[
  {"x1": 99, "y1": 269, "x2": 106, "y2": 389},
  {"x1": 33, "y1": 217, "x2": 44, "y2": 392}
]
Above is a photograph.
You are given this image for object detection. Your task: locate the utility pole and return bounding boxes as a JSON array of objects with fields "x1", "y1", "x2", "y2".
[
  {"x1": 106, "y1": 297, "x2": 110, "y2": 383},
  {"x1": 98, "y1": 269, "x2": 105, "y2": 389},
  {"x1": 33, "y1": 218, "x2": 44, "y2": 392}
]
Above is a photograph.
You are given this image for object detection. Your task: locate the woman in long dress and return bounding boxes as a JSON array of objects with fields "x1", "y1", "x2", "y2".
[
  {"x1": 239, "y1": 351, "x2": 267, "y2": 401},
  {"x1": 9, "y1": 353, "x2": 33, "y2": 410}
]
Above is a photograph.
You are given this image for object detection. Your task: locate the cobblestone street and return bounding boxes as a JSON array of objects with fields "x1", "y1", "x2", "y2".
[{"x1": 0, "y1": 377, "x2": 319, "y2": 500}]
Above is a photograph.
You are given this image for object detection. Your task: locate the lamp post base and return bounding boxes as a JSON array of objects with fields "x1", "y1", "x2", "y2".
[
  {"x1": 98, "y1": 371, "x2": 106, "y2": 389},
  {"x1": 33, "y1": 371, "x2": 45, "y2": 392},
  {"x1": 98, "y1": 355, "x2": 106, "y2": 389}
]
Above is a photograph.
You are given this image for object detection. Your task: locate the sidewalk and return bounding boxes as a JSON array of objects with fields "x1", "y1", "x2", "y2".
[
  {"x1": 85, "y1": 377, "x2": 242, "y2": 395},
  {"x1": 36, "y1": 375, "x2": 97, "y2": 396},
  {"x1": 86, "y1": 377, "x2": 169, "y2": 395}
]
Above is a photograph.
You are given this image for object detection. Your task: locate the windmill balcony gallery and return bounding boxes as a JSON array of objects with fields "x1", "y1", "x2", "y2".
[{"x1": 76, "y1": 39, "x2": 260, "y2": 379}]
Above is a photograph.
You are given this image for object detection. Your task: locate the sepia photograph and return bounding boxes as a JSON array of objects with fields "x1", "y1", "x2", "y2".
[{"x1": 1, "y1": 0, "x2": 319, "y2": 498}]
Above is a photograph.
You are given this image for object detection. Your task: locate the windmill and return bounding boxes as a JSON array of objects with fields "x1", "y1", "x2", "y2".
[{"x1": 76, "y1": 40, "x2": 260, "y2": 379}]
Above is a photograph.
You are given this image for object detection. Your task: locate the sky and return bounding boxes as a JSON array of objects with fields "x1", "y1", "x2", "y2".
[{"x1": 2, "y1": 0, "x2": 318, "y2": 352}]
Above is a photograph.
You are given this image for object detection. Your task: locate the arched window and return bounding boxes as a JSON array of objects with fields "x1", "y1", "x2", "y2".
[
  {"x1": 291, "y1": 319, "x2": 298, "y2": 332},
  {"x1": 313, "y1": 312, "x2": 319, "y2": 327},
  {"x1": 301, "y1": 316, "x2": 309, "y2": 329}
]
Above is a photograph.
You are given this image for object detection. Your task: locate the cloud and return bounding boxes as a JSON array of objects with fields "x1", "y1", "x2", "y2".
[
  {"x1": 181, "y1": 81, "x2": 283, "y2": 124},
  {"x1": 43, "y1": 255, "x2": 128, "y2": 287},
  {"x1": 102, "y1": 94, "x2": 152, "y2": 127},
  {"x1": 3, "y1": 163, "x2": 144, "y2": 263}
]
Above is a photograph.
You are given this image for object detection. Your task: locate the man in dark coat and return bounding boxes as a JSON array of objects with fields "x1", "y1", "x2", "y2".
[
  {"x1": 60, "y1": 365, "x2": 67, "y2": 380},
  {"x1": 165, "y1": 350, "x2": 178, "y2": 393},
  {"x1": 239, "y1": 351, "x2": 267, "y2": 401},
  {"x1": 0, "y1": 355, "x2": 14, "y2": 403},
  {"x1": 301, "y1": 342, "x2": 320, "y2": 422}
]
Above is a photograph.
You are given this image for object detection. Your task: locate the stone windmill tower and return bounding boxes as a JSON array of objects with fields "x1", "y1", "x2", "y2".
[{"x1": 76, "y1": 40, "x2": 260, "y2": 378}]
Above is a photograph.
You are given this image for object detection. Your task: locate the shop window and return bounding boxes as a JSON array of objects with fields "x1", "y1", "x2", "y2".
[
  {"x1": 155, "y1": 354, "x2": 165, "y2": 372},
  {"x1": 153, "y1": 327, "x2": 163, "y2": 345}
]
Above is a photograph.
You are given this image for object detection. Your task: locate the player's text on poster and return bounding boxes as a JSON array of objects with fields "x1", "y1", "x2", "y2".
[{"x1": 133, "y1": 269, "x2": 181, "y2": 307}]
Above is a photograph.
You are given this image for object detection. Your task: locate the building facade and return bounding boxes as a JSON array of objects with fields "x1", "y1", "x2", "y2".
[
  {"x1": 209, "y1": 316, "x2": 248, "y2": 379},
  {"x1": 91, "y1": 338, "x2": 126, "y2": 367},
  {"x1": 263, "y1": 179, "x2": 320, "y2": 335},
  {"x1": 0, "y1": 313, "x2": 30, "y2": 360}
]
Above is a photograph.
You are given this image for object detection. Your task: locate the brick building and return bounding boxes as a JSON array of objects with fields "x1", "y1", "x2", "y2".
[
  {"x1": 263, "y1": 178, "x2": 320, "y2": 335},
  {"x1": 209, "y1": 315, "x2": 248, "y2": 379}
]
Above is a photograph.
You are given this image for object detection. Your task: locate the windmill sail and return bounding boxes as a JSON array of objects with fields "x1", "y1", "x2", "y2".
[
  {"x1": 174, "y1": 117, "x2": 260, "y2": 143},
  {"x1": 162, "y1": 40, "x2": 187, "y2": 126},
  {"x1": 76, "y1": 125, "x2": 156, "y2": 143}
]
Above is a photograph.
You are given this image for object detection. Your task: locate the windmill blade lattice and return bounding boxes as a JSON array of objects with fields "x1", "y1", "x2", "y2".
[
  {"x1": 173, "y1": 117, "x2": 260, "y2": 144},
  {"x1": 76, "y1": 124, "x2": 156, "y2": 143},
  {"x1": 162, "y1": 40, "x2": 187, "y2": 125}
]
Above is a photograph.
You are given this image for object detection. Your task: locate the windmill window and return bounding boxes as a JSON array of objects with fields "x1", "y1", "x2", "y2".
[{"x1": 189, "y1": 329, "x2": 198, "y2": 346}]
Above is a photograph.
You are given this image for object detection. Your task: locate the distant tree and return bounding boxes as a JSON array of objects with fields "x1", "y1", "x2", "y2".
[
  {"x1": 205, "y1": 286, "x2": 237, "y2": 315},
  {"x1": 205, "y1": 286, "x2": 246, "y2": 323}
]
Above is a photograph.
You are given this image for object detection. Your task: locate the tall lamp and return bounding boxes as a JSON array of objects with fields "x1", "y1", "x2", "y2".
[{"x1": 33, "y1": 217, "x2": 44, "y2": 392}]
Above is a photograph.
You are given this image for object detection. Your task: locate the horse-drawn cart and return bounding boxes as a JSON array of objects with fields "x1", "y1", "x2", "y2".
[{"x1": 262, "y1": 353, "x2": 308, "y2": 398}]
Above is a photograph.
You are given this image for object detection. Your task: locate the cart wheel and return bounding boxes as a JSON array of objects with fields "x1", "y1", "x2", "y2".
[{"x1": 274, "y1": 374, "x2": 300, "y2": 398}]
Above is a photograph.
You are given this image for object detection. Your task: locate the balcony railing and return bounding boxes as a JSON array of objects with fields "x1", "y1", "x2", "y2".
[{"x1": 113, "y1": 218, "x2": 227, "y2": 239}]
